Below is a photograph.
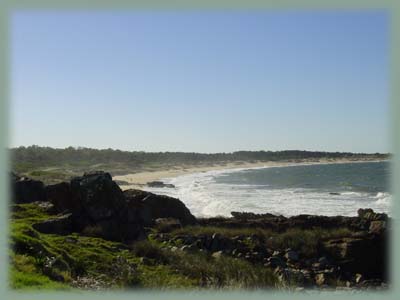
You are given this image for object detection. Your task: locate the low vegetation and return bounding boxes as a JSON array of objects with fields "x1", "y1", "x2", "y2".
[
  {"x1": 9, "y1": 203, "x2": 280, "y2": 290},
  {"x1": 170, "y1": 225, "x2": 352, "y2": 258},
  {"x1": 10, "y1": 145, "x2": 388, "y2": 184}
]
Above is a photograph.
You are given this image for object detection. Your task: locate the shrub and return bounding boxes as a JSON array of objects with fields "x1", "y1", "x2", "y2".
[
  {"x1": 166, "y1": 251, "x2": 278, "y2": 289},
  {"x1": 131, "y1": 240, "x2": 167, "y2": 263}
]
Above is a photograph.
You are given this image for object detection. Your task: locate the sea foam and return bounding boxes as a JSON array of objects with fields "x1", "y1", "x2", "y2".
[{"x1": 144, "y1": 163, "x2": 391, "y2": 217}]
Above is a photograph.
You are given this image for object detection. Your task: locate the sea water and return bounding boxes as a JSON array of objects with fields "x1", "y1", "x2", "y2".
[{"x1": 144, "y1": 161, "x2": 391, "y2": 217}]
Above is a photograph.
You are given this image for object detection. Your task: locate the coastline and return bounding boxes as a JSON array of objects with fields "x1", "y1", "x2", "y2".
[{"x1": 113, "y1": 157, "x2": 387, "y2": 191}]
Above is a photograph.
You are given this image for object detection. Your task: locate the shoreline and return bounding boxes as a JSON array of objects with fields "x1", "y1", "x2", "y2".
[{"x1": 113, "y1": 158, "x2": 387, "y2": 191}]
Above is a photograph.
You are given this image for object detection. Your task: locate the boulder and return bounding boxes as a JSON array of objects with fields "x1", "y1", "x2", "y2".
[
  {"x1": 46, "y1": 171, "x2": 145, "y2": 242},
  {"x1": 231, "y1": 211, "x2": 279, "y2": 220},
  {"x1": 369, "y1": 220, "x2": 387, "y2": 234},
  {"x1": 285, "y1": 249, "x2": 299, "y2": 262},
  {"x1": 266, "y1": 256, "x2": 286, "y2": 268},
  {"x1": 146, "y1": 181, "x2": 175, "y2": 188},
  {"x1": 11, "y1": 173, "x2": 47, "y2": 204},
  {"x1": 32, "y1": 213, "x2": 73, "y2": 235},
  {"x1": 95, "y1": 218, "x2": 146, "y2": 242},
  {"x1": 322, "y1": 233, "x2": 387, "y2": 279},
  {"x1": 46, "y1": 182, "x2": 78, "y2": 213},
  {"x1": 202, "y1": 233, "x2": 236, "y2": 253},
  {"x1": 357, "y1": 208, "x2": 387, "y2": 221},
  {"x1": 124, "y1": 189, "x2": 197, "y2": 226},
  {"x1": 70, "y1": 171, "x2": 127, "y2": 222}
]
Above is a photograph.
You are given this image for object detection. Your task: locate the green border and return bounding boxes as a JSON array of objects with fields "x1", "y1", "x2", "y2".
[{"x1": 0, "y1": 0, "x2": 398, "y2": 299}]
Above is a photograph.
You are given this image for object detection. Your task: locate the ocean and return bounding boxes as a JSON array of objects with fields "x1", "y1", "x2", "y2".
[{"x1": 144, "y1": 161, "x2": 391, "y2": 217}]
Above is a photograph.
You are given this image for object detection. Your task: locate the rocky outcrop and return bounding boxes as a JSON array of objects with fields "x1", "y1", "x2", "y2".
[
  {"x1": 32, "y1": 172, "x2": 144, "y2": 242},
  {"x1": 15, "y1": 171, "x2": 196, "y2": 242},
  {"x1": 152, "y1": 208, "x2": 389, "y2": 289},
  {"x1": 174, "y1": 208, "x2": 389, "y2": 288},
  {"x1": 322, "y1": 232, "x2": 387, "y2": 279},
  {"x1": 124, "y1": 189, "x2": 197, "y2": 226},
  {"x1": 46, "y1": 182, "x2": 78, "y2": 213},
  {"x1": 11, "y1": 173, "x2": 47, "y2": 204},
  {"x1": 10, "y1": 171, "x2": 389, "y2": 289},
  {"x1": 196, "y1": 210, "x2": 388, "y2": 233},
  {"x1": 69, "y1": 171, "x2": 127, "y2": 222}
]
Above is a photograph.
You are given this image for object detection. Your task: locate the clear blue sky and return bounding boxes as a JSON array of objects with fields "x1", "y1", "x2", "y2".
[{"x1": 11, "y1": 11, "x2": 389, "y2": 153}]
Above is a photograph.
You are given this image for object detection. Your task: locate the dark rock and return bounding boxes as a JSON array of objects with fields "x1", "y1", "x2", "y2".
[
  {"x1": 285, "y1": 249, "x2": 299, "y2": 262},
  {"x1": 322, "y1": 233, "x2": 387, "y2": 279},
  {"x1": 32, "y1": 213, "x2": 73, "y2": 235},
  {"x1": 208, "y1": 233, "x2": 236, "y2": 253},
  {"x1": 304, "y1": 258, "x2": 317, "y2": 267},
  {"x1": 181, "y1": 244, "x2": 197, "y2": 253},
  {"x1": 114, "y1": 180, "x2": 130, "y2": 186},
  {"x1": 139, "y1": 257, "x2": 151, "y2": 265},
  {"x1": 154, "y1": 218, "x2": 182, "y2": 232},
  {"x1": 358, "y1": 279, "x2": 385, "y2": 288},
  {"x1": 266, "y1": 256, "x2": 286, "y2": 268},
  {"x1": 46, "y1": 182, "x2": 78, "y2": 213},
  {"x1": 357, "y1": 208, "x2": 387, "y2": 221},
  {"x1": 124, "y1": 189, "x2": 196, "y2": 226},
  {"x1": 231, "y1": 211, "x2": 280, "y2": 220},
  {"x1": 46, "y1": 171, "x2": 145, "y2": 242},
  {"x1": 146, "y1": 181, "x2": 175, "y2": 188},
  {"x1": 70, "y1": 171, "x2": 127, "y2": 221},
  {"x1": 11, "y1": 173, "x2": 47, "y2": 204},
  {"x1": 317, "y1": 257, "x2": 329, "y2": 269},
  {"x1": 369, "y1": 220, "x2": 386, "y2": 234}
]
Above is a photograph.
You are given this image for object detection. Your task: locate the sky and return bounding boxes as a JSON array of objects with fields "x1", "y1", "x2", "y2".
[{"x1": 11, "y1": 11, "x2": 389, "y2": 153}]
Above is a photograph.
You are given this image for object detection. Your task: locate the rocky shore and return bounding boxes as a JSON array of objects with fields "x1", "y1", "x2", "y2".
[{"x1": 10, "y1": 171, "x2": 389, "y2": 291}]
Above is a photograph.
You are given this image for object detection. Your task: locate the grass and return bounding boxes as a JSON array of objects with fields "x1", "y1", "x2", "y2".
[
  {"x1": 267, "y1": 227, "x2": 352, "y2": 257},
  {"x1": 9, "y1": 203, "x2": 352, "y2": 291},
  {"x1": 172, "y1": 226, "x2": 273, "y2": 238},
  {"x1": 10, "y1": 268, "x2": 70, "y2": 290},
  {"x1": 170, "y1": 225, "x2": 352, "y2": 257},
  {"x1": 166, "y1": 250, "x2": 278, "y2": 289},
  {"x1": 9, "y1": 204, "x2": 204, "y2": 290},
  {"x1": 10, "y1": 254, "x2": 70, "y2": 290},
  {"x1": 131, "y1": 239, "x2": 278, "y2": 289}
]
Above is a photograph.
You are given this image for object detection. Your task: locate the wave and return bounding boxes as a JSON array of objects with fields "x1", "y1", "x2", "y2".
[
  {"x1": 374, "y1": 192, "x2": 392, "y2": 205},
  {"x1": 143, "y1": 164, "x2": 392, "y2": 218}
]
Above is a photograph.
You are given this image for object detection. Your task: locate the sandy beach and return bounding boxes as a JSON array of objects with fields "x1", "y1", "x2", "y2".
[{"x1": 113, "y1": 157, "x2": 385, "y2": 191}]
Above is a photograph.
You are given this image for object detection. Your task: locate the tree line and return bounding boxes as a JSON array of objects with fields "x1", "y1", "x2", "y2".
[{"x1": 10, "y1": 145, "x2": 388, "y2": 171}]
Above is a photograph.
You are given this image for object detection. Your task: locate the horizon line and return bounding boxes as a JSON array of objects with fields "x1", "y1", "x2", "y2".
[{"x1": 9, "y1": 144, "x2": 390, "y2": 156}]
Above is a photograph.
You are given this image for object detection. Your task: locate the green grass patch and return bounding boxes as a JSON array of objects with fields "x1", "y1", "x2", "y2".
[
  {"x1": 268, "y1": 227, "x2": 352, "y2": 257},
  {"x1": 171, "y1": 226, "x2": 272, "y2": 238},
  {"x1": 9, "y1": 203, "x2": 351, "y2": 290},
  {"x1": 166, "y1": 250, "x2": 278, "y2": 289},
  {"x1": 10, "y1": 268, "x2": 70, "y2": 290},
  {"x1": 170, "y1": 225, "x2": 352, "y2": 257}
]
